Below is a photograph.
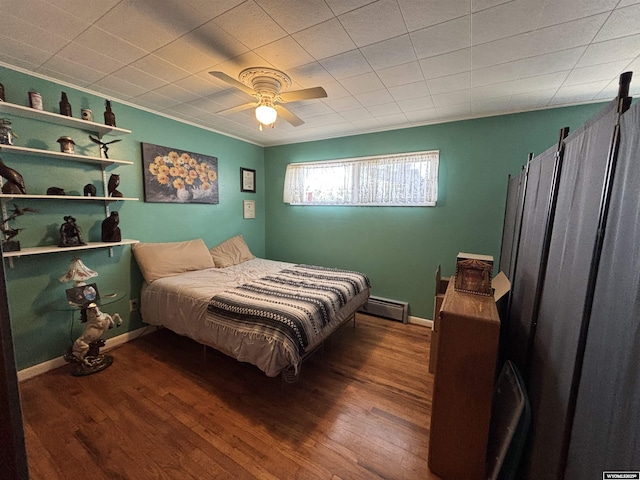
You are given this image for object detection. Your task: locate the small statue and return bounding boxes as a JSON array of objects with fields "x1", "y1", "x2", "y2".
[
  {"x1": 59, "y1": 215, "x2": 86, "y2": 247},
  {"x1": 83, "y1": 184, "x2": 97, "y2": 196},
  {"x1": 46, "y1": 186, "x2": 66, "y2": 195},
  {"x1": 89, "y1": 135, "x2": 121, "y2": 159},
  {"x1": 0, "y1": 157, "x2": 26, "y2": 194},
  {"x1": 101, "y1": 211, "x2": 121, "y2": 242},
  {"x1": 64, "y1": 304, "x2": 122, "y2": 375},
  {"x1": 107, "y1": 173, "x2": 122, "y2": 197},
  {"x1": 1, "y1": 203, "x2": 38, "y2": 252}
]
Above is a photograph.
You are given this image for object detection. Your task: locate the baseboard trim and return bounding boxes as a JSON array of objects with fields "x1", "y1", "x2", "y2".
[
  {"x1": 18, "y1": 326, "x2": 154, "y2": 382},
  {"x1": 408, "y1": 316, "x2": 433, "y2": 328}
]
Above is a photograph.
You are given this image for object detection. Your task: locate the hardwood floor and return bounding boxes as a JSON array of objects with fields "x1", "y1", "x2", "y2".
[{"x1": 19, "y1": 314, "x2": 442, "y2": 479}]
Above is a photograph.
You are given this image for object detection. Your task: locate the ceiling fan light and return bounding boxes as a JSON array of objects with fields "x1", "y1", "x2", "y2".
[{"x1": 255, "y1": 104, "x2": 277, "y2": 126}]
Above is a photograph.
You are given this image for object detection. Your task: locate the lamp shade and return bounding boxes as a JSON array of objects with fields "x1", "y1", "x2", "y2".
[
  {"x1": 59, "y1": 257, "x2": 98, "y2": 286},
  {"x1": 255, "y1": 104, "x2": 277, "y2": 126}
]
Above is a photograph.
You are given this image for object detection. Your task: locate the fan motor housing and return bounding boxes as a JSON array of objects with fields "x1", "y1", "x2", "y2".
[{"x1": 239, "y1": 67, "x2": 292, "y2": 98}]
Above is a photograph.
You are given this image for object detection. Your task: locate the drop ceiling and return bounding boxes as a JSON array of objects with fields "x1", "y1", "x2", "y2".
[{"x1": 1, "y1": 0, "x2": 639, "y2": 147}]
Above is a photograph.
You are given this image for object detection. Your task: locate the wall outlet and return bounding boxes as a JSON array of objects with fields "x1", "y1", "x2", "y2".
[{"x1": 129, "y1": 298, "x2": 139, "y2": 312}]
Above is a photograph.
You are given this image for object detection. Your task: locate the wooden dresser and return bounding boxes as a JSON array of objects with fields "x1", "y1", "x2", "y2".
[{"x1": 428, "y1": 280, "x2": 500, "y2": 480}]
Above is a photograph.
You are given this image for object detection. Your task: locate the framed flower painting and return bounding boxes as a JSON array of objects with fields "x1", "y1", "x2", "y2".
[{"x1": 141, "y1": 142, "x2": 219, "y2": 204}]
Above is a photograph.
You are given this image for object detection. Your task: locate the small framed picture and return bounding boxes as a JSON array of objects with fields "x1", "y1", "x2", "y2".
[
  {"x1": 66, "y1": 283, "x2": 100, "y2": 308},
  {"x1": 243, "y1": 199, "x2": 256, "y2": 219},
  {"x1": 240, "y1": 167, "x2": 256, "y2": 193}
]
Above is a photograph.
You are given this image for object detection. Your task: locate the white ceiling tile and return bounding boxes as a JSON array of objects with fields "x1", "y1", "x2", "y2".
[
  {"x1": 0, "y1": 37, "x2": 53, "y2": 70},
  {"x1": 213, "y1": 0, "x2": 288, "y2": 49},
  {"x1": 112, "y1": 65, "x2": 167, "y2": 91},
  {"x1": 471, "y1": 62, "x2": 522, "y2": 88},
  {"x1": 512, "y1": 71, "x2": 569, "y2": 95},
  {"x1": 323, "y1": 96, "x2": 363, "y2": 112},
  {"x1": 182, "y1": 0, "x2": 246, "y2": 18},
  {"x1": 435, "y1": 103, "x2": 471, "y2": 118},
  {"x1": 172, "y1": 75, "x2": 222, "y2": 97},
  {"x1": 256, "y1": 0, "x2": 334, "y2": 33},
  {"x1": 376, "y1": 112, "x2": 410, "y2": 127},
  {"x1": 399, "y1": 0, "x2": 471, "y2": 32},
  {"x1": 428, "y1": 72, "x2": 471, "y2": 94},
  {"x1": 39, "y1": 0, "x2": 119, "y2": 22},
  {"x1": 288, "y1": 63, "x2": 336, "y2": 88},
  {"x1": 151, "y1": 83, "x2": 203, "y2": 104},
  {"x1": 0, "y1": 12, "x2": 69, "y2": 55},
  {"x1": 320, "y1": 50, "x2": 372, "y2": 79},
  {"x1": 293, "y1": 19, "x2": 357, "y2": 60},
  {"x1": 471, "y1": 33, "x2": 532, "y2": 70},
  {"x1": 317, "y1": 79, "x2": 352, "y2": 99},
  {"x1": 388, "y1": 81, "x2": 431, "y2": 101},
  {"x1": 340, "y1": 108, "x2": 374, "y2": 121},
  {"x1": 563, "y1": 61, "x2": 631, "y2": 86},
  {"x1": 377, "y1": 62, "x2": 424, "y2": 88},
  {"x1": 133, "y1": 90, "x2": 182, "y2": 111},
  {"x1": 577, "y1": 34, "x2": 640, "y2": 68},
  {"x1": 355, "y1": 88, "x2": 396, "y2": 106},
  {"x1": 472, "y1": 0, "x2": 510, "y2": 13},
  {"x1": 341, "y1": 72, "x2": 386, "y2": 95},
  {"x1": 431, "y1": 89, "x2": 470, "y2": 107},
  {"x1": 527, "y1": 14, "x2": 610, "y2": 57},
  {"x1": 287, "y1": 101, "x2": 334, "y2": 118},
  {"x1": 73, "y1": 27, "x2": 149, "y2": 65},
  {"x1": 419, "y1": 49, "x2": 471, "y2": 79},
  {"x1": 255, "y1": 37, "x2": 315, "y2": 71},
  {"x1": 595, "y1": 3, "x2": 640, "y2": 42},
  {"x1": 538, "y1": 0, "x2": 620, "y2": 29},
  {"x1": 397, "y1": 95, "x2": 435, "y2": 111},
  {"x1": 549, "y1": 80, "x2": 611, "y2": 105},
  {"x1": 324, "y1": 0, "x2": 375, "y2": 16},
  {"x1": 56, "y1": 42, "x2": 125, "y2": 76},
  {"x1": 6, "y1": 0, "x2": 91, "y2": 41},
  {"x1": 361, "y1": 35, "x2": 418, "y2": 70},
  {"x1": 90, "y1": 75, "x2": 149, "y2": 99},
  {"x1": 404, "y1": 107, "x2": 439, "y2": 123},
  {"x1": 471, "y1": 81, "x2": 517, "y2": 101},
  {"x1": 472, "y1": 0, "x2": 546, "y2": 46},
  {"x1": 338, "y1": 0, "x2": 407, "y2": 47},
  {"x1": 471, "y1": 96, "x2": 513, "y2": 116},
  {"x1": 367, "y1": 102, "x2": 403, "y2": 116},
  {"x1": 411, "y1": 16, "x2": 471, "y2": 59},
  {"x1": 510, "y1": 89, "x2": 557, "y2": 109},
  {"x1": 131, "y1": 55, "x2": 190, "y2": 84},
  {"x1": 38, "y1": 56, "x2": 105, "y2": 86},
  {"x1": 517, "y1": 48, "x2": 586, "y2": 78},
  {"x1": 95, "y1": 1, "x2": 200, "y2": 52}
]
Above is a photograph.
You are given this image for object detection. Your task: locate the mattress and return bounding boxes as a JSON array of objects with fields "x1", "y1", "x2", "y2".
[{"x1": 140, "y1": 258, "x2": 370, "y2": 377}]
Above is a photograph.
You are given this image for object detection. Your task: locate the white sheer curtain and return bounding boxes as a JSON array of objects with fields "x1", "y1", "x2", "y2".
[{"x1": 283, "y1": 150, "x2": 439, "y2": 206}]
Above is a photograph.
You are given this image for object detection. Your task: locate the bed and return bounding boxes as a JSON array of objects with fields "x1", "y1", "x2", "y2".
[{"x1": 134, "y1": 237, "x2": 370, "y2": 381}]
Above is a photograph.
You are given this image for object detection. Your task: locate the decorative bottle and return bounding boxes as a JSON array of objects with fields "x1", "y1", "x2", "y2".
[
  {"x1": 104, "y1": 100, "x2": 116, "y2": 127},
  {"x1": 0, "y1": 81, "x2": 5, "y2": 102},
  {"x1": 59, "y1": 92, "x2": 72, "y2": 117}
]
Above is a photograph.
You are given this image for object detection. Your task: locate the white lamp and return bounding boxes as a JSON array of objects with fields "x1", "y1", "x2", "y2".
[
  {"x1": 59, "y1": 257, "x2": 98, "y2": 286},
  {"x1": 255, "y1": 100, "x2": 277, "y2": 128}
]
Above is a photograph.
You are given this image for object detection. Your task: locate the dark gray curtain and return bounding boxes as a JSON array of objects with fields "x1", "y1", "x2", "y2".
[
  {"x1": 500, "y1": 171, "x2": 525, "y2": 281},
  {"x1": 523, "y1": 100, "x2": 618, "y2": 480},
  {"x1": 504, "y1": 145, "x2": 556, "y2": 374},
  {"x1": 565, "y1": 100, "x2": 640, "y2": 478}
]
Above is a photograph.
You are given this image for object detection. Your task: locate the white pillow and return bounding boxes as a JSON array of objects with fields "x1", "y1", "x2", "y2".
[
  {"x1": 209, "y1": 235, "x2": 255, "y2": 268},
  {"x1": 132, "y1": 239, "x2": 214, "y2": 283}
]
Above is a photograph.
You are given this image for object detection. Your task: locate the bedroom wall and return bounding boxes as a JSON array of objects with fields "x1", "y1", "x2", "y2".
[
  {"x1": 263, "y1": 102, "x2": 605, "y2": 320},
  {"x1": 0, "y1": 66, "x2": 265, "y2": 370}
]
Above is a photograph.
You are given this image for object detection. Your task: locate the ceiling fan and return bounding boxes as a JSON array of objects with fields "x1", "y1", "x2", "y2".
[{"x1": 209, "y1": 67, "x2": 327, "y2": 130}]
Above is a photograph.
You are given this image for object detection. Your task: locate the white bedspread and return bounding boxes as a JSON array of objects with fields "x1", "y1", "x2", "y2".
[{"x1": 140, "y1": 258, "x2": 369, "y2": 377}]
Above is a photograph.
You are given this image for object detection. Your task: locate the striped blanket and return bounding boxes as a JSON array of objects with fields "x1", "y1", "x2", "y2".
[{"x1": 206, "y1": 264, "x2": 370, "y2": 358}]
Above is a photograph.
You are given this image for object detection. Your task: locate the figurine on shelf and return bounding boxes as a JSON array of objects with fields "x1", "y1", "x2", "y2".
[
  {"x1": 83, "y1": 183, "x2": 97, "y2": 196},
  {"x1": 0, "y1": 157, "x2": 26, "y2": 194},
  {"x1": 104, "y1": 100, "x2": 116, "y2": 127},
  {"x1": 89, "y1": 135, "x2": 121, "y2": 159},
  {"x1": 1, "y1": 203, "x2": 38, "y2": 252},
  {"x1": 64, "y1": 303, "x2": 122, "y2": 376},
  {"x1": 101, "y1": 211, "x2": 121, "y2": 242},
  {"x1": 107, "y1": 174, "x2": 122, "y2": 197},
  {"x1": 58, "y1": 215, "x2": 86, "y2": 247}
]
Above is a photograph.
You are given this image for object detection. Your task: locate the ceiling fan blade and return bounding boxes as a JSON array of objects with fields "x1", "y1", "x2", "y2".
[
  {"x1": 216, "y1": 102, "x2": 258, "y2": 115},
  {"x1": 277, "y1": 106, "x2": 305, "y2": 127},
  {"x1": 279, "y1": 86, "x2": 327, "y2": 103},
  {"x1": 209, "y1": 71, "x2": 256, "y2": 96}
]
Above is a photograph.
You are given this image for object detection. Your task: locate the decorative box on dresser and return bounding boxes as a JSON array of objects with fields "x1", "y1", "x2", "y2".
[{"x1": 428, "y1": 279, "x2": 500, "y2": 480}]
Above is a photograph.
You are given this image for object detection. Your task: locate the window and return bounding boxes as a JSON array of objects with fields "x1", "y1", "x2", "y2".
[{"x1": 283, "y1": 150, "x2": 439, "y2": 206}]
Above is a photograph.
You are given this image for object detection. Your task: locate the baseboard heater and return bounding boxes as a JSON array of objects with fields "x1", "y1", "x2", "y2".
[{"x1": 359, "y1": 296, "x2": 409, "y2": 323}]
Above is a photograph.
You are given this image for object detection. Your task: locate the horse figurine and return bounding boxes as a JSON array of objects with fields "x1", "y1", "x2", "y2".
[{"x1": 71, "y1": 304, "x2": 122, "y2": 365}]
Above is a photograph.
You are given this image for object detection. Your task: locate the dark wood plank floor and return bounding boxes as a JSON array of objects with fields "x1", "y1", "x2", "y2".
[{"x1": 19, "y1": 314, "x2": 442, "y2": 479}]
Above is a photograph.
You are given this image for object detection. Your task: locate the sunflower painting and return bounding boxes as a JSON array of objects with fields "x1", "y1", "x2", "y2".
[{"x1": 141, "y1": 143, "x2": 219, "y2": 204}]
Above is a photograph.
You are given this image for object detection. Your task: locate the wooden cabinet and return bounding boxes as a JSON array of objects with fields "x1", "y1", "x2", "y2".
[
  {"x1": 429, "y1": 264, "x2": 449, "y2": 373},
  {"x1": 428, "y1": 280, "x2": 500, "y2": 480},
  {"x1": 0, "y1": 101, "x2": 138, "y2": 261}
]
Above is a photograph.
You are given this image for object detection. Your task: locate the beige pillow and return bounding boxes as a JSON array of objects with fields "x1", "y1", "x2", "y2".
[
  {"x1": 209, "y1": 235, "x2": 255, "y2": 268},
  {"x1": 132, "y1": 239, "x2": 214, "y2": 283}
]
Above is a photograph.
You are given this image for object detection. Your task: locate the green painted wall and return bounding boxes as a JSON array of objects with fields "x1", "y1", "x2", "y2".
[
  {"x1": 1, "y1": 66, "x2": 264, "y2": 370},
  {"x1": 263, "y1": 103, "x2": 605, "y2": 319}
]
